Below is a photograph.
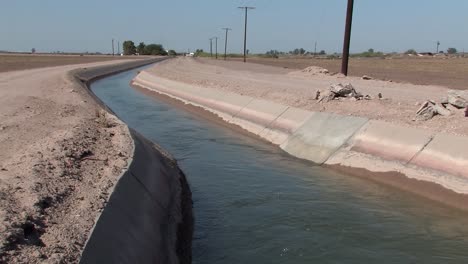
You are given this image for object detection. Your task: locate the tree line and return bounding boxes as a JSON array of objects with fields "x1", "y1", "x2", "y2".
[
  {"x1": 264, "y1": 48, "x2": 326, "y2": 58},
  {"x1": 122, "y1": 41, "x2": 176, "y2": 56},
  {"x1": 263, "y1": 46, "x2": 461, "y2": 59}
]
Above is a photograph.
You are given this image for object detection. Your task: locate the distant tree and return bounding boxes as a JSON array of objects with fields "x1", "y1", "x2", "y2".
[
  {"x1": 319, "y1": 50, "x2": 326, "y2": 55},
  {"x1": 265, "y1": 50, "x2": 280, "y2": 58},
  {"x1": 368, "y1": 48, "x2": 375, "y2": 53},
  {"x1": 194, "y1": 49, "x2": 204, "y2": 56},
  {"x1": 168, "y1": 50, "x2": 177, "y2": 56},
  {"x1": 447, "y1": 48, "x2": 458, "y2": 54},
  {"x1": 31, "y1": 48, "x2": 36, "y2": 54},
  {"x1": 123, "y1": 40, "x2": 137, "y2": 55},
  {"x1": 405, "y1": 49, "x2": 417, "y2": 55},
  {"x1": 143, "y1": 44, "x2": 167, "y2": 55},
  {"x1": 266, "y1": 50, "x2": 280, "y2": 55},
  {"x1": 137, "y1": 42, "x2": 146, "y2": 55},
  {"x1": 290, "y1": 48, "x2": 306, "y2": 55}
]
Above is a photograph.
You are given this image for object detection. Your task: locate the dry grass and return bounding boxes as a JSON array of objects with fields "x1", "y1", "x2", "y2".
[
  {"x1": 0, "y1": 54, "x2": 140, "y2": 73},
  {"x1": 232, "y1": 56, "x2": 468, "y2": 90}
]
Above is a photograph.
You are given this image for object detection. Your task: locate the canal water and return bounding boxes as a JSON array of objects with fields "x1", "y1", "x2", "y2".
[{"x1": 91, "y1": 68, "x2": 468, "y2": 263}]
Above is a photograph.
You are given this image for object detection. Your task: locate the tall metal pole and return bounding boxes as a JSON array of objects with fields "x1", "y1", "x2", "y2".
[
  {"x1": 239, "y1": 7, "x2": 255, "y2": 63},
  {"x1": 222, "y1": 28, "x2": 232, "y2": 60},
  {"x1": 117, "y1": 41, "x2": 120, "y2": 55},
  {"x1": 243, "y1": 8, "x2": 248, "y2": 62},
  {"x1": 112, "y1": 39, "x2": 114, "y2": 56},
  {"x1": 209, "y1": 38, "x2": 213, "y2": 58},
  {"x1": 341, "y1": 0, "x2": 354, "y2": 76},
  {"x1": 314, "y1": 41, "x2": 317, "y2": 57},
  {"x1": 215, "y1": 37, "x2": 218, "y2": 59}
]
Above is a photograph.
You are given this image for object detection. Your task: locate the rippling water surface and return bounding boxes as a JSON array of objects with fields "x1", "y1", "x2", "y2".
[{"x1": 91, "y1": 68, "x2": 468, "y2": 264}]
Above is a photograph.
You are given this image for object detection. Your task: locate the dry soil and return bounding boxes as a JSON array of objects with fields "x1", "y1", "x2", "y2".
[
  {"x1": 0, "y1": 60, "x2": 135, "y2": 263},
  {"x1": 231, "y1": 56, "x2": 468, "y2": 90},
  {"x1": 0, "y1": 54, "x2": 143, "y2": 73},
  {"x1": 145, "y1": 57, "x2": 468, "y2": 136}
]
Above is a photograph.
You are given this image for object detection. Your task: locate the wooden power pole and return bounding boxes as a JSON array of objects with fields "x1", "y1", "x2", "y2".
[
  {"x1": 238, "y1": 6, "x2": 255, "y2": 63},
  {"x1": 341, "y1": 0, "x2": 354, "y2": 76},
  {"x1": 222, "y1": 28, "x2": 232, "y2": 60}
]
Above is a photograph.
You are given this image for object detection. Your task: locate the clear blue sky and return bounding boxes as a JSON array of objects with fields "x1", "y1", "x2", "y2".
[{"x1": 1, "y1": 0, "x2": 467, "y2": 54}]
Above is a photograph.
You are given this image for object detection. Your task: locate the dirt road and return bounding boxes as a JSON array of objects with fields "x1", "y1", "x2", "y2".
[
  {"x1": 146, "y1": 57, "x2": 468, "y2": 136},
  {"x1": 0, "y1": 54, "x2": 145, "y2": 73},
  {"x1": 0, "y1": 61, "x2": 135, "y2": 263}
]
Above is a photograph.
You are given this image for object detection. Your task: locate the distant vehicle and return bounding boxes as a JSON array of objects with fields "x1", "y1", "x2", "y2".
[{"x1": 186, "y1": 52, "x2": 194, "y2": 57}]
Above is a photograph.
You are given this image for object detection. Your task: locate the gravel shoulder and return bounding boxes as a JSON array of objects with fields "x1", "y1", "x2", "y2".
[
  {"x1": 145, "y1": 57, "x2": 468, "y2": 136},
  {"x1": 0, "y1": 61, "x2": 136, "y2": 263}
]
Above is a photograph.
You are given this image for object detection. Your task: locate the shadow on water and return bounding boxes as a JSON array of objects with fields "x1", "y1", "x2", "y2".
[{"x1": 91, "y1": 68, "x2": 468, "y2": 264}]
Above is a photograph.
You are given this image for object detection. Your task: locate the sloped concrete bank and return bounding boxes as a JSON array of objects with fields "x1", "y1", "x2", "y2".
[
  {"x1": 73, "y1": 59, "x2": 193, "y2": 264},
  {"x1": 133, "y1": 71, "x2": 468, "y2": 210}
]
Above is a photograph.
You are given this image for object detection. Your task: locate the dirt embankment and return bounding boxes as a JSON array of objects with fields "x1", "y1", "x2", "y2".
[
  {"x1": 145, "y1": 57, "x2": 468, "y2": 136},
  {"x1": 0, "y1": 60, "x2": 144, "y2": 263},
  {"x1": 0, "y1": 54, "x2": 149, "y2": 73}
]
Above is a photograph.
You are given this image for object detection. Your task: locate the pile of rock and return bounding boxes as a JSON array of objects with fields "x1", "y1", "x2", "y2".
[
  {"x1": 317, "y1": 83, "x2": 373, "y2": 103},
  {"x1": 415, "y1": 101, "x2": 451, "y2": 121},
  {"x1": 446, "y1": 90, "x2": 468, "y2": 109},
  {"x1": 415, "y1": 90, "x2": 468, "y2": 121},
  {"x1": 301, "y1": 66, "x2": 329, "y2": 75}
]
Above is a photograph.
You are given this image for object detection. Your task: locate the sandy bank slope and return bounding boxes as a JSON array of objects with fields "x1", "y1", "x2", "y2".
[
  {"x1": 147, "y1": 57, "x2": 468, "y2": 136},
  {"x1": 0, "y1": 61, "x2": 135, "y2": 263}
]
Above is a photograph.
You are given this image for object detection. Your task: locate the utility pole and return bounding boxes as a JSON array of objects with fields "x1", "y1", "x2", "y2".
[
  {"x1": 209, "y1": 38, "x2": 214, "y2": 58},
  {"x1": 341, "y1": 0, "x2": 354, "y2": 76},
  {"x1": 238, "y1": 6, "x2": 255, "y2": 63},
  {"x1": 112, "y1": 39, "x2": 114, "y2": 56},
  {"x1": 222, "y1": 28, "x2": 232, "y2": 60},
  {"x1": 215, "y1": 37, "x2": 219, "y2": 59},
  {"x1": 117, "y1": 41, "x2": 120, "y2": 56},
  {"x1": 314, "y1": 41, "x2": 317, "y2": 57},
  {"x1": 436, "y1": 41, "x2": 440, "y2": 53}
]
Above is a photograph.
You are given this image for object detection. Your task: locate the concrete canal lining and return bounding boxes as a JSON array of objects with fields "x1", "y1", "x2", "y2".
[
  {"x1": 72, "y1": 58, "x2": 193, "y2": 264},
  {"x1": 133, "y1": 71, "x2": 468, "y2": 210},
  {"x1": 281, "y1": 112, "x2": 368, "y2": 164}
]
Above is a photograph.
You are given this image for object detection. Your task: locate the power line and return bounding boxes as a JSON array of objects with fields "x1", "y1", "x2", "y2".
[
  {"x1": 222, "y1": 28, "x2": 232, "y2": 60},
  {"x1": 238, "y1": 6, "x2": 255, "y2": 63},
  {"x1": 341, "y1": 0, "x2": 354, "y2": 76}
]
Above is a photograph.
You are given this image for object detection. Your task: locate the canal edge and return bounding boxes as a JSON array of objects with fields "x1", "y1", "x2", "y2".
[{"x1": 72, "y1": 58, "x2": 194, "y2": 264}]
